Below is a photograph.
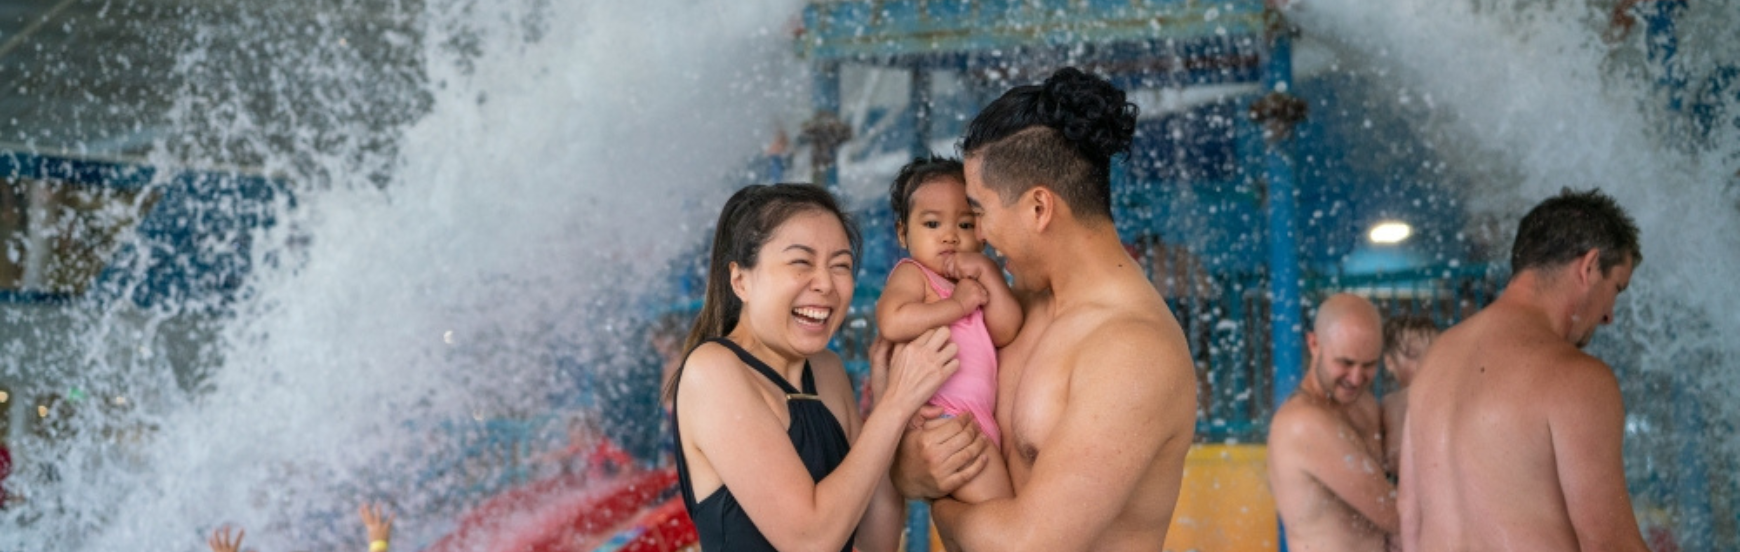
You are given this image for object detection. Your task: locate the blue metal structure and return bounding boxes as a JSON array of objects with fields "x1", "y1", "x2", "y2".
[
  {"x1": 796, "y1": 0, "x2": 1267, "y2": 72},
  {"x1": 1260, "y1": 30, "x2": 1304, "y2": 407},
  {"x1": 0, "y1": 150, "x2": 289, "y2": 309}
]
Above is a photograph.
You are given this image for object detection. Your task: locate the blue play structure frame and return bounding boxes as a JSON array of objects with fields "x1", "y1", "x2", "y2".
[{"x1": 0, "y1": 149, "x2": 290, "y2": 310}]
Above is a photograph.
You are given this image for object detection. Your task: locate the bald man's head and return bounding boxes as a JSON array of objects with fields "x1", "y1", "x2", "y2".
[
  {"x1": 1314, "y1": 293, "x2": 1383, "y2": 336},
  {"x1": 1306, "y1": 294, "x2": 1384, "y2": 404}
]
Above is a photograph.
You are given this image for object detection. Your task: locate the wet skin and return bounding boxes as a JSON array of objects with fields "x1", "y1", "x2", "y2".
[
  {"x1": 1268, "y1": 294, "x2": 1396, "y2": 552},
  {"x1": 894, "y1": 156, "x2": 1198, "y2": 551},
  {"x1": 1400, "y1": 253, "x2": 1646, "y2": 552}
]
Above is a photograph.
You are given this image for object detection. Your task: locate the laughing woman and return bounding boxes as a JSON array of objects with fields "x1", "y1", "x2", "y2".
[{"x1": 665, "y1": 183, "x2": 961, "y2": 552}]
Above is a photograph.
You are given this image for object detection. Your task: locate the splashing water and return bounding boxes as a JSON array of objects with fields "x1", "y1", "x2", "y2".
[{"x1": 3, "y1": 0, "x2": 804, "y2": 550}]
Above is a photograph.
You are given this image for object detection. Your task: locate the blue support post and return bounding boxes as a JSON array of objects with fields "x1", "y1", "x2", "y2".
[
  {"x1": 1262, "y1": 26, "x2": 1302, "y2": 552},
  {"x1": 814, "y1": 61, "x2": 843, "y2": 191},
  {"x1": 906, "y1": 501, "x2": 932, "y2": 552},
  {"x1": 910, "y1": 68, "x2": 932, "y2": 158},
  {"x1": 1264, "y1": 32, "x2": 1304, "y2": 409}
]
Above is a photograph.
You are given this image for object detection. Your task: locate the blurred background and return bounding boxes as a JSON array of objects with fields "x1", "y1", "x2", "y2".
[{"x1": 0, "y1": 0, "x2": 1734, "y2": 550}]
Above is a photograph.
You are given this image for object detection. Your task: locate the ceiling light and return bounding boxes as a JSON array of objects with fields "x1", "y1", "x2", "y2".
[{"x1": 1369, "y1": 221, "x2": 1412, "y2": 244}]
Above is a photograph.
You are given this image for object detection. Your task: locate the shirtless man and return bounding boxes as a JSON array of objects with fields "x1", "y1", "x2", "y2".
[
  {"x1": 1400, "y1": 188, "x2": 1647, "y2": 551},
  {"x1": 1268, "y1": 294, "x2": 1397, "y2": 551},
  {"x1": 886, "y1": 67, "x2": 1198, "y2": 550}
]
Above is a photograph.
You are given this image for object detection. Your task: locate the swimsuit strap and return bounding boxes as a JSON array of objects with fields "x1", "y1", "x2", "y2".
[
  {"x1": 712, "y1": 338, "x2": 819, "y2": 401},
  {"x1": 893, "y1": 258, "x2": 954, "y2": 298}
]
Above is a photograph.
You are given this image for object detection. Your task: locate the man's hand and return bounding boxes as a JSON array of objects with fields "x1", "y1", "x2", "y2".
[{"x1": 892, "y1": 405, "x2": 992, "y2": 499}]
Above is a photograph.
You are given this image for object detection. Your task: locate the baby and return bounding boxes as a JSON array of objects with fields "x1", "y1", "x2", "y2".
[{"x1": 875, "y1": 156, "x2": 1022, "y2": 503}]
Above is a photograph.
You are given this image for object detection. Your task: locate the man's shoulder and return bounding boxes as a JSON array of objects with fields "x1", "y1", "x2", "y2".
[
  {"x1": 1075, "y1": 289, "x2": 1180, "y2": 346},
  {"x1": 1270, "y1": 395, "x2": 1340, "y2": 440},
  {"x1": 1070, "y1": 310, "x2": 1190, "y2": 376},
  {"x1": 1540, "y1": 350, "x2": 1620, "y2": 405}
]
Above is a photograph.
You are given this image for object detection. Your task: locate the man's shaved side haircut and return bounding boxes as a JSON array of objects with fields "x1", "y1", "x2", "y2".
[
  {"x1": 974, "y1": 126, "x2": 1110, "y2": 220},
  {"x1": 959, "y1": 67, "x2": 1137, "y2": 224}
]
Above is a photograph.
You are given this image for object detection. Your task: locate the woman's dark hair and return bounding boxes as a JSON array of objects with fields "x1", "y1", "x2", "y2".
[
  {"x1": 1510, "y1": 188, "x2": 1642, "y2": 278},
  {"x1": 958, "y1": 66, "x2": 1138, "y2": 221},
  {"x1": 888, "y1": 155, "x2": 966, "y2": 229},
  {"x1": 663, "y1": 183, "x2": 861, "y2": 402}
]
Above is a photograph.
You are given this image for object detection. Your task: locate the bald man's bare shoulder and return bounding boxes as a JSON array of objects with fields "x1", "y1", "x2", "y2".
[{"x1": 1271, "y1": 394, "x2": 1337, "y2": 444}]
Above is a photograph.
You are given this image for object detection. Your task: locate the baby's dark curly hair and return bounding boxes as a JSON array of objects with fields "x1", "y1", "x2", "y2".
[
  {"x1": 889, "y1": 155, "x2": 966, "y2": 229},
  {"x1": 959, "y1": 67, "x2": 1138, "y2": 221}
]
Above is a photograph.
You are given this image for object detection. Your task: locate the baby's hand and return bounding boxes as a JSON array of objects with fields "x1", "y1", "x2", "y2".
[
  {"x1": 945, "y1": 251, "x2": 998, "y2": 284},
  {"x1": 953, "y1": 278, "x2": 989, "y2": 312}
]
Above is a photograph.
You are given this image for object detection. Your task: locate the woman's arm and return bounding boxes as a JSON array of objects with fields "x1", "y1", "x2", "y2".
[
  {"x1": 680, "y1": 332, "x2": 959, "y2": 552},
  {"x1": 823, "y1": 347, "x2": 909, "y2": 552},
  {"x1": 877, "y1": 263, "x2": 981, "y2": 343},
  {"x1": 856, "y1": 475, "x2": 907, "y2": 552}
]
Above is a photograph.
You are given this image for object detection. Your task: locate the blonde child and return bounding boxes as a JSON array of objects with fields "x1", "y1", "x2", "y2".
[
  {"x1": 1381, "y1": 313, "x2": 1440, "y2": 475},
  {"x1": 875, "y1": 156, "x2": 1021, "y2": 503}
]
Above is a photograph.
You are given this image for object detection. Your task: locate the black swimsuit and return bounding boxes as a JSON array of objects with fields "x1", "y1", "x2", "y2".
[{"x1": 671, "y1": 338, "x2": 855, "y2": 552}]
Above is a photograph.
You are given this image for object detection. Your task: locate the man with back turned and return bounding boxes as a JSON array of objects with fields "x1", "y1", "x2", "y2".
[{"x1": 1399, "y1": 188, "x2": 1649, "y2": 551}]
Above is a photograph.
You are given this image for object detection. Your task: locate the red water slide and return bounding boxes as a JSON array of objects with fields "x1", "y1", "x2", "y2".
[{"x1": 425, "y1": 468, "x2": 696, "y2": 552}]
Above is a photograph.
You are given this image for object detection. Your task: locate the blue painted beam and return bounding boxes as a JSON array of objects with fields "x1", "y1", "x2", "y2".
[{"x1": 798, "y1": 0, "x2": 1266, "y2": 64}]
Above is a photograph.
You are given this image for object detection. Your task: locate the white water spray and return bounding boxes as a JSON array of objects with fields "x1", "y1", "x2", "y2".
[{"x1": 2, "y1": 1, "x2": 805, "y2": 550}]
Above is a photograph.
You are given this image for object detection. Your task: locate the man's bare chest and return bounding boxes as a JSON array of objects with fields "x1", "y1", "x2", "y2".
[
  {"x1": 1342, "y1": 404, "x2": 1384, "y2": 458},
  {"x1": 995, "y1": 331, "x2": 1072, "y2": 470}
]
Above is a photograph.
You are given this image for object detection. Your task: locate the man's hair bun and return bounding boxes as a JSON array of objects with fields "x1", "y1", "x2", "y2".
[{"x1": 1036, "y1": 67, "x2": 1139, "y2": 161}]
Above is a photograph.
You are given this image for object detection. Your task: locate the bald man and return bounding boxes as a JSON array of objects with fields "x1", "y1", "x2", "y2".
[{"x1": 1267, "y1": 294, "x2": 1397, "y2": 551}]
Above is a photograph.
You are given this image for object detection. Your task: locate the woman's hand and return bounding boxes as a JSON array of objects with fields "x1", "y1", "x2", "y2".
[{"x1": 881, "y1": 327, "x2": 960, "y2": 415}]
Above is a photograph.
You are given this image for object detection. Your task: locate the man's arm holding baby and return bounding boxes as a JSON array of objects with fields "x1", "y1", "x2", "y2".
[{"x1": 897, "y1": 322, "x2": 1194, "y2": 551}]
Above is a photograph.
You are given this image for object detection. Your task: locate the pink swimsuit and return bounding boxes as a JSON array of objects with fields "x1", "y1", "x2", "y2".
[{"x1": 891, "y1": 259, "x2": 1001, "y2": 447}]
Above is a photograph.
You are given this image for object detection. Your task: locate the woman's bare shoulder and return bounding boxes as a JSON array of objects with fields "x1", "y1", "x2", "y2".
[{"x1": 675, "y1": 341, "x2": 752, "y2": 399}]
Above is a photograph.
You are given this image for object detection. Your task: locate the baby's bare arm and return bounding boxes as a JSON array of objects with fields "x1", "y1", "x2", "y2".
[
  {"x1": 952, "y1": 252, "x2": 1022, "y2": 346},
  {"x1": 877, "y1": 263, "x2": 978, "y2": 342}
]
